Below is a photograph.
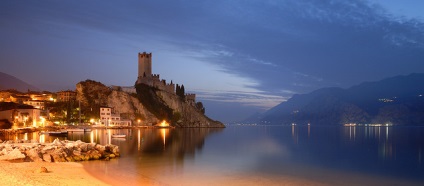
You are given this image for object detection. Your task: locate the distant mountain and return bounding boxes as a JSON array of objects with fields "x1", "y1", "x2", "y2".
[
  {"x1": 257, "y1": 73, "x2": 424, "y2": 126},
  {"x1": 0, "y1": 72, "x2": 39, "y2": 92}
]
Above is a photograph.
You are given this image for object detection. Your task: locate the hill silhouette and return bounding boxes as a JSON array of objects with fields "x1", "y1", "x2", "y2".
[
  {"x1": 257, "y1": 73, "x2": 424, "y2": 126},
  {"x1": 0, "y1": 72, "x2": 39, "y2": 92}
]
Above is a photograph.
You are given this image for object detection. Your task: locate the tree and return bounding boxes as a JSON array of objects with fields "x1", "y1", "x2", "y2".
[
  {"x1": 175, "y1": 84, "x2": 185, "y2": 99},
  {"x1": 181, "y1": 84, "x2": 185, "y2": 95},
  {"x1": 176, "y1": 84, "x2": 181, "y2": 96},
  {"x1": 177, "y1": 84, "x2": 185, "y2": 100},
  {"x1": 196, "y1": 102, "x2": 205, "y2": 114},
  {"x1": 171, "y1": 111, "x2": 182, "y2": 123}
]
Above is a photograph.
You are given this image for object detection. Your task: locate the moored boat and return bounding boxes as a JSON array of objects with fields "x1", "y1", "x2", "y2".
[
  {"x1": 67, "y1": 128, "x2": 85, "y2": 132},
  {"x1": 111, "y1": 134, "x2": 126, "y2": 138},
  {"x1": 41, "y1": 130, "x2": 68, "y2": 136}
]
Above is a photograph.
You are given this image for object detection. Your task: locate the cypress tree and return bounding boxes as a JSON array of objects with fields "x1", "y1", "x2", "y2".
[
  {"x1": 180, "y1": 84, "x2": 185, "y2": 99},
  {"x1": 181, "y1": 84, "x2": 185, "y2": 96},
  {"x1": 176, "y1": 84, "x2": 181, "y2": 96}
]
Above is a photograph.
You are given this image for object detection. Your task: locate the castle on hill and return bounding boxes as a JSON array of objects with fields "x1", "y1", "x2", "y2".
[{"x1": 135, "y1": 52, "x2": 196, "y2": 104}]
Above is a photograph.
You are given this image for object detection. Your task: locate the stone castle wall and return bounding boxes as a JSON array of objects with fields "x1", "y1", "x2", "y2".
[{"x1": 138, "y1": 52, "x2": 152, "y2": 79}]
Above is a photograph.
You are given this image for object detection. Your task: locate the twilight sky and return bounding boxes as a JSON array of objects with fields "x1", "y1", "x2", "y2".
[{"x1": 1, "y1": 0, "x2": 424, "y2": 123}]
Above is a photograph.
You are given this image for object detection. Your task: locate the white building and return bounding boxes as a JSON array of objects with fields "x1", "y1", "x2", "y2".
[{"x1": 99, "y1": 107, "x2": 131, "y2": 127}]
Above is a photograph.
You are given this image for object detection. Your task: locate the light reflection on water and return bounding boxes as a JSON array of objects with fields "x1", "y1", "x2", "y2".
[
  {"x1": 0, "y1": 129, "x2": 136, "y2": 144},
  {"x1": 1, "y1": 126, "x2": 423, "y2": 185},
  {"x1": 342, "y1": 126, "x2": 395, "y2": 160}
]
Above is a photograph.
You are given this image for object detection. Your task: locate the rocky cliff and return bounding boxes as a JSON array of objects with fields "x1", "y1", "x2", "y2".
[
  {"x1": 135, "y1": 83, "x2": 224, "y2": 127},
  {"x1": 76, "y1": 80, "x2": 159, "y2": 125},
  {"x1": 76, "y1": 80, "x2": 224, "y2": 127}
]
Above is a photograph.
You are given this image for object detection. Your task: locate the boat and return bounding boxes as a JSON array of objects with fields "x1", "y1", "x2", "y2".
[
  {"x1": 42, "y1": 131, "x2": 68, "y2": 136},
  {"x1": 84, "y1": 128, "x2": 92, "y2": 132},
  {"x1": 111, "y1": 134, "x2": 126, "y2": 138},
  {"x1": 67, "y1": 128, "x2": 85, "y2": 132}
]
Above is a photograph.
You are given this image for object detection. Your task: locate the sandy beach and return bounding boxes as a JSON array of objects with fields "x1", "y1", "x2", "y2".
[
  {"x1": 1, "y1": 161, "x2": 419, "y2": 186},
  {"x1": 0, "y1": 162, "x2": 110, "y2": 186},
  {"x1": 0, "y1": 161, "x2": 330, "y2": 186}
]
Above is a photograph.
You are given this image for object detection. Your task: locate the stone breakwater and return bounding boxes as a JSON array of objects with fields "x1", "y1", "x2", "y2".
[{"x1": 0, "y1": 139, "x2": 120, "y2": 162}]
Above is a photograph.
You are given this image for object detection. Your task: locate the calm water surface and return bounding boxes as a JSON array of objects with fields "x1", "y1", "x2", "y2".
[{"x1": 2, "y1": 126, "x2": 424, "y2": 185}]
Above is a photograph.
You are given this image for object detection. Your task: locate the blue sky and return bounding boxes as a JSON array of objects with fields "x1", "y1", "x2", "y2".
[{"x1": 1, "y1": 0, "x2": 424, "y2": 123}]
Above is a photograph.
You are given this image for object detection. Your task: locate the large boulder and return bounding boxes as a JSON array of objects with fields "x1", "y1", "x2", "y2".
[
  {"x1": 25, "y1": 148, "x2": 43, "y2": 162},
  {"x1": 0, "y1": 148, "x2": 26, "y2": 161},
  {"x1": 51, "y1": 148, "x2": 67, "y2": 162},
  {"x1": 80, "y1": 143, "x2": 88, "y2": 152},
  {"x1": 42, "y1": 154, "x2": 52, "y2": 162}
]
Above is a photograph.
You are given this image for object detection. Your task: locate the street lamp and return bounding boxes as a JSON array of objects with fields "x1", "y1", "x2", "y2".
[
  {"x1": 40, "y1": 116, "x2": 45, "y2": 127},
  {"x1": 14, "y1": 116, "x2": 19, "y2": 127},
  {"x1": 23, "y1": 116, "x2": 28, "y2": 127},
  {"x1": 137, "y1": 119, "x2": 141, "y2": 126}
]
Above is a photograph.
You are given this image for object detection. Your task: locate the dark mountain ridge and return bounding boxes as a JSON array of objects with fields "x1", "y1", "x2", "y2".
[
  {"x1": 258, "y1": 73, "x2": 424, "y2": 125},
  {"x1": 0, "y1": 72, "x2": 39, "y2": 92}
]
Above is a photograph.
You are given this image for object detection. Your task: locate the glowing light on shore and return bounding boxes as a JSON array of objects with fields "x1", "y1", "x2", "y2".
[{"x1": 159, "y1": 120, "x2": 170, "y2": 127}]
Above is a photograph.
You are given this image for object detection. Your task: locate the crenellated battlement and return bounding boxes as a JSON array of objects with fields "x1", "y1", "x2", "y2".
[
  {"x1": 138, "y1": 52, "x2": 152, "y2": 58},
  {"x1": 186, "y1": 93, "x2": 196, "y2": 100}
]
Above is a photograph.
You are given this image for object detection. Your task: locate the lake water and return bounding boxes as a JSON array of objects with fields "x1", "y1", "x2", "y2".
[{"x1": 2, "y1": 125, "x2": 424, "y2": 185}]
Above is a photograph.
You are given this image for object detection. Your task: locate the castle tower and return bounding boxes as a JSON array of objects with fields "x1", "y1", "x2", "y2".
[{"x1": 138, "y1": 52, "x2": 152, "y2": 78}]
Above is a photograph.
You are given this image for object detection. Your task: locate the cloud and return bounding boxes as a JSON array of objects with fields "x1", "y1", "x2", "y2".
[
  {"x1": 193, "y1": 89, "x2": 287, "y2": 110},
  {"x1": 173, "y1": 0, "x2": 424, "y2": 94}
]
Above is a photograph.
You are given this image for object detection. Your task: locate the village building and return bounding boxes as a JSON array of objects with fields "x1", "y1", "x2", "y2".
[
  {"x1": 0, "y1": 102, "x2": 43, "y2": 127},
  {"x1": 99, "y1": 106, "x2": 131, "y2": 127},
  {"x1": 23, "y1": 100, "x2": 45, "y2": 110},
  {"x1": 57, "y1": 90, "x2": 76, "y2": 102},
  {"x1": 9, "y1": 94, "x2": 31, "y2": 104},
  {"x1": 28, "y1": 91, "x2": 55, "y2": 102}
]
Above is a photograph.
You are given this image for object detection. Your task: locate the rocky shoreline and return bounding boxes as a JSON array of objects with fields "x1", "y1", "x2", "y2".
[{"x1": 0, "y1": 139, "x2": 119, "y2": 162}]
